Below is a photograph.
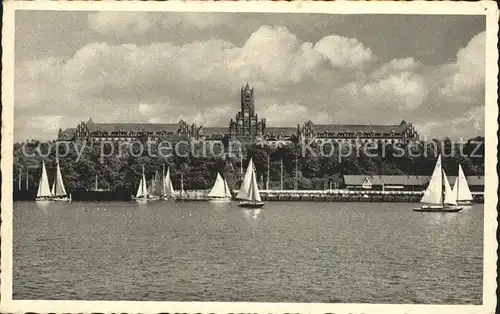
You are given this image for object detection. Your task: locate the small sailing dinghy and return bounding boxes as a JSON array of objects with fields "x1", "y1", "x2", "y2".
[
  {"x1": 413, "y1": 154, "x2": 463, "y2": 212},
  {"x1": 51, "y1": 159, "x2": 72, "y2": 202},
  {"x1": 36, "y1": 160, "x2": 53, "y2": 202},
  {"x1": 208, "y1": 173, "x2": 232, "y2": 203},
  {"x1": 132, "y1": 165, "x2": 152, "y2": 203},
  {"x1": 162, "y1": 165, "x2": 176, "y2": 200},
  {"x1": 236, "y1": 158, "x2": 265, "y2": 208},
  {"x1": 452, "y1": 164, "x2": 474, "y2": 205}
]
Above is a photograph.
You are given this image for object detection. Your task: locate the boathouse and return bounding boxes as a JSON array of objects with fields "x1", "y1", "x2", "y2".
[
  {"x1": 343, "y1": 175, "x2": 485, "y2": 192},
  {"x1": 343, "y1": 175, "x2": 428, "y2": 191}
]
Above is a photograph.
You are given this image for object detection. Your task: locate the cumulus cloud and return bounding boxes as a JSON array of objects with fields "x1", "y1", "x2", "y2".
[
  {"x1": 14, "y1": 24, "x2": 485, "y2": 141},
  {"x1": 440, "y1": 31, "x2": 485, "y2": 100},
  {"x1": 314, "y1": 35, "x2": 377, "y2": 69}
]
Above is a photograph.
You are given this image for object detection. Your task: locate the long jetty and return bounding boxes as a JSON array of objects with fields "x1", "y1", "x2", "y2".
[{"x1": 258, "y1": 189, "x2": 485, "y2": 203}]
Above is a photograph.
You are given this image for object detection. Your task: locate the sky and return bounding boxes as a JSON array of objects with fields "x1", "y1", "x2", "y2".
[{"x1": 14, "y1": 11, "x2": 486, "y2": 141}]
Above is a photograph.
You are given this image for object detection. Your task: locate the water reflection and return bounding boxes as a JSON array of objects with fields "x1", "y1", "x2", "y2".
[
  {"x1": 35, "y1": 201, "x2": 50, "y2": 212},
  {"x1": 427, "y1": 212, "x2": 460, "y2": 225},
  {"x1": 210, "y1": 201, "x2": 232, "y2": 211},
  {"x1": 242, "y1": 208, "x2": 261, "y2": 220}
]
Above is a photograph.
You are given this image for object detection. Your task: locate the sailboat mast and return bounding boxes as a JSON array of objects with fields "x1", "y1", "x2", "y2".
[
  {"x1": 142, "y1": 165, "x2": 147, "y2": 200},
  {"x1": 441, "y1": 164, "x2": 445, "y2": 206},
  {"x1": 457, "y1": 165, "x2": 460, "y2": 199},
  {"x1": 55, "y1": 160, "x2": 59, "y2": 196},
  {"x1": 280, "y1": 158, "x2": 284, "y2": 190},
  {"x1": 294, "y1": 157, "x2": 298, "y2": 190},
  {"x1": 181, "y1": 173, "x2": 184, "y2": 196},
  {"x1": 240, "y1": 153, "x2": 243, "y2": 176},
  {"x1": 266, "y1": 156, "x2": 270, "y2": 189},
  {"x1": 162, "y1": 164, "x2": 166, "y2": 196}
]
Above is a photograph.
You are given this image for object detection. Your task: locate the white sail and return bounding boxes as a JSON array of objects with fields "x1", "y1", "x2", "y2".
[
  {"x1": 151, "y1": 171, "x2": 163, "y2": 196},
  {"x1": 420, "y1": 155, "x2": 443, "y2": 205},
  {"x1": 163, "y1": 167, "x2": 175, "y2": 197},
  {"x1": 237, "y1": 159, "x2": 254, "y2": 200},
  {"x1": 454, "y1": 164, "x2": 473, "y2": 202},
  {"x1": 135, "y1": 178, "x2": 144, "y2": 197},
  {"x1": 237, "y1": 159, "x2": 261, "y2": 202},
  {"x1": 443, "y1": 169, "x2": 457, "y2": 205},
  {"x1": 53, "y1": 161, "x2": 67, "y2": 196},
  {"x1": 208, "y1": 173, "x2": 226, "y2": 198},
  {"x1": 142, "y1": 170, "x2": 148, "y2": 197},
  {"x1": 249, "y1": 168, "x2": 262, "y2": 202},
  {"x1": 136, "y1": 166, "x2": 148, "y2": 198},
  {"x1": 224, "y1": 179, "x2": 232, "y2": 198},
  {"x1": 37, "y1": 160, "x2": 52, "y2": 198}
]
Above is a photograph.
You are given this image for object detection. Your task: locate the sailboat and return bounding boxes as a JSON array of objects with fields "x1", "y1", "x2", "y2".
[
  {"x1": 36, "y1": 160, "x2": 53, "y2": 202},
  {"x1": 413, "y1": 155, "x2": 463, "y2": 212},
  {"x1": 132, "y1": 165, "x2": 150, "y2": 203},
  {"x1": 51, "y1": 160, "x2": 71, "y2": 202},
  {"x1": 236, "y1": 158, "x2": 265, "y2": 208},
  {"x1": 162, "y1": 165, "x2": 176, "y2": 200},
  {"x1": 208, "y1": 173, "x2": 232, "y2": 203},
  {"x1": 148, "y1": 170, "x2": 162, "y2": 201},
  {"x1": 452, "y1": 164, "x2": 474, "y2": 205}
]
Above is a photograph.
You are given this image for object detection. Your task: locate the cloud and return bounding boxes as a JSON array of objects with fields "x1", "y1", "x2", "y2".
[
  {"x1": 88, "y1": 12, "x2": 232, "y2": 36},
  {"x1": 14, "y1": 25, "x2": 485, "y2": 141},
  {"x1": 417, "y1": 106, "x2": 484, "y2": 139},
  {"x1": 314, "y1": 35, "x2": 377, "y2": 68},
  {"x1": 440, "y1": 31, "x2": 485, "y2": 101}
]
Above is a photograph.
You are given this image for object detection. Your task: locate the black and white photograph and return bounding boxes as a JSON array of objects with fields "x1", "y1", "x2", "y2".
[{"x1": 1, "y1": 1, "x2": 498, "y2": 314}]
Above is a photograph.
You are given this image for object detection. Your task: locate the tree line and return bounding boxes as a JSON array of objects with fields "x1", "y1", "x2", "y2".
[{"x1": 13, "y1": 136, "x2": 485, "y2": 193}]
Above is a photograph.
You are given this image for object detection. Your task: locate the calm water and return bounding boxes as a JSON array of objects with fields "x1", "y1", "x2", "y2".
[{"x1": 13, "y1": 201, "x2": 483, "y2": 304}]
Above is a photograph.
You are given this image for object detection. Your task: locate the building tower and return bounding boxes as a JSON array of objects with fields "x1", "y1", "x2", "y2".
[
  {"x1": 229, "y1": 83, "x2": 265, "y2": 140},
  {"x1": 240, "y1": 83, "x2": 255, "y2": 135}
]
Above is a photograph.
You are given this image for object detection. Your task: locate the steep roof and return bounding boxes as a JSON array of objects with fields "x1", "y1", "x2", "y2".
[
  {"x1": 344, "y1": 175, "x2": 430, "y2": 186},
  {"x1": 199, "y1": 127, "x2": 228, "y2": 136},
  {"x1": 265, "y1": 127, "x2": 297, "y2": 134},
  {"x1": 88, "y1": 123, "x2": 180, "y2": 133},
  {"x1": 313, "y1": 124, "x2": 404, "y2": 134}
]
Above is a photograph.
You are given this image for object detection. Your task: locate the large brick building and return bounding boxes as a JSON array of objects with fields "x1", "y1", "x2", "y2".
[{"x1": 57, "y1": 84, "x2": 419, "y2": 146}]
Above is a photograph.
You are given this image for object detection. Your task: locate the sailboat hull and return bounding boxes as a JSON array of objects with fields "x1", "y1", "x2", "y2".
[
  {"x1": 238, "y1": 201, "x2": 265, "y2": 208},
  {"x1": 52, "y1": 196, "x2": 71, "y2": 202},
  {"x1": 457, "y1": 200, "x2": 473, "y2": 205},
  {"x1": 208, "y1": 197, "x2": 232, "y2": 203},
  {"x1": 132, "y1": 195, "x2": 160, "y2": 203},
  {"x1": 412, "y1": 206, "x2": 463, "y2": 212},
  {"x1": 35, "y1": 197, "x2": 53, "y2": 203}
]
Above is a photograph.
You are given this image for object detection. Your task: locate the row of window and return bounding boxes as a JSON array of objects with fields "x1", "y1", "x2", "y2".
[
  {"x1": 314, "y1": 132, "x2": 404, "y2": 138},
  {"x1": 315, "y1": 138, "x2": 404, "y2": 144}
]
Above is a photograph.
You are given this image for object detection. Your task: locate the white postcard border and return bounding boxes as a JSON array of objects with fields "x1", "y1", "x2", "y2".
[{"x1": 1, "y1": 1, "x2": 498, "y2": 313}]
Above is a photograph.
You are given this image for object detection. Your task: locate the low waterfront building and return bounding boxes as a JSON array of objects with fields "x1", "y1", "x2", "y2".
[
  {"x1": 57, "y1": 84, "x2": 419, "y2": 146},
  {"x1": 343, "y1": 175, "x2": 485, "y2": 192}
]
